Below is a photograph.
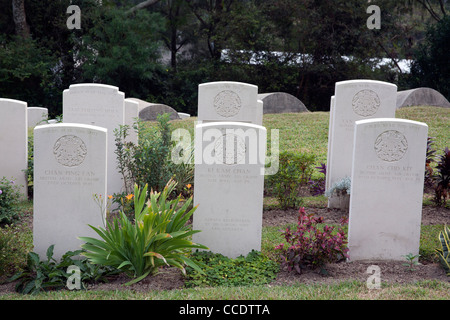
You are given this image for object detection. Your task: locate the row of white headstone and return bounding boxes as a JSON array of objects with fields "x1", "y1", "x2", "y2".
[
  {"x1": 326, "y1": 80, "x2": 427, "y2": 261},
  {"x1": 0, "y1": 79, "x2": 428, "y2": 263}
]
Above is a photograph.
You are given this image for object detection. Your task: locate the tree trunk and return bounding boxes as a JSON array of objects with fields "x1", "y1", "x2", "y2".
[{"x1": 12, "y1": 0, "x2": 30, "y2": 38}]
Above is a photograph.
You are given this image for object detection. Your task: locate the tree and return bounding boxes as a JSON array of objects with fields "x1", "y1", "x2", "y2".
[
  {"x1": 77, "y1": 6, "x2": 165, "y2": 99},
  {"x1": 11, "y1": 0, "x2": 30, "y2": 38},
  {"x1": 410, "y1": 15, "x2": 450, "y2": 100}
]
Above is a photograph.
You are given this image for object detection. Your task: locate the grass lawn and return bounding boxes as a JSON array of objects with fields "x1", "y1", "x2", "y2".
[{"x1": 1, "y1": 106, "x2": 449, "y2": 301}]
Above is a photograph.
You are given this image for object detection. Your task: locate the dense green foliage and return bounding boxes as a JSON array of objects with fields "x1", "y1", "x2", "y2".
[
  {"x1": 1, "y1": 0, "x2": 448, "y2": 114},
  {"x1": 410, "y1": 16, "x2": 450, "y2": 103},
  {"x1": 79, "y1": 181, "x2": 208, "y2": 285},
  {"x1": 8, "y1": 245, "x2": 117, "y2": 294},
  {"x1": 0, "y1": 177, "x2": 22, "y2": 225},
  {"x1": 185, "y1": 250, "x2": 279, "y2": 288}
]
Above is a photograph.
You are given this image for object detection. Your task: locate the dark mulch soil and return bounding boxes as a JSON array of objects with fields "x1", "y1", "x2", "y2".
[{"x1": 1, "y1": 203, "x2": 448, "y2": 295}]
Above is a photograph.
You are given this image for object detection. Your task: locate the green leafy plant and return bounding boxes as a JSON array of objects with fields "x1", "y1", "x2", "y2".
[
  {"x1": 79, "y1": 180, "x2": 208, "y2": 285},
  {"x1": 0, "y1": 177, "x2": 22, "y2": 225},
  {"x1": 185, "y1": 250, "x2": 279, "y2": 288},
  {"x1": 434, "y1": 147, "x2": 449, "y2": 206},
  {"x1": 435, "y1": 225, "x2": 450, "y2": 276},
  {"x1": 8, "y1": 245, "x2": 115, "y2": 294},
  {"x1": 275, "y1": 207, "x2": 349, "y2": 275},
  {"x1": 266, "y1": 152, "x2": 316, "y2": 209},
  {"x1": 402, "y1": 253, "x2": 420, "y2": 271},
  {"x1": 114, "y1": 114, "x2": 194, "y2": 202}
]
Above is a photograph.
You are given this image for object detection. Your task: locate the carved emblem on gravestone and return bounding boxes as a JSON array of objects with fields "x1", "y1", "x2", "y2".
[
  {"x1": 352, "y1": 89, "x2": 380, "y2": 117},
  {"x1": 214, "y1": 133, "x2": 246, "y2": 165},
  {"x1": 374, "y1": 130, "x2": 408, "y2": 162},
  {"x1": 214, "y1": 90, "x2": 241, "y2": 117},
  {"x1": 53, "y1": 135, "x2": 87, "y2": 167}
]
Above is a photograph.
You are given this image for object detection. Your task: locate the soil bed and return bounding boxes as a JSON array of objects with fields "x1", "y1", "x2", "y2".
[{"x1": 1, "y1": 204, "x2": 448, "y2": 295}]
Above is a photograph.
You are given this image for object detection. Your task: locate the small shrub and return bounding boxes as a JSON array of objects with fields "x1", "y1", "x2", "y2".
[
  {"x1": 325, "y1": 176, "x2": 351, "y2": 198},
  {"x1": 434, "y1": 147, "x2": 449, "y2": 206},
  {"x1": 8, "y1": 245, "x2": 116, "y2": 294},
  {"x1": 185, "y1": 250, "x2": 279, "y2": 288},
  {"x1": 308, "y1": 163, "x2": 327, "y2": 196},
  {"x1": 114, "y1": 113, "x2": 194, "y2": 204},
  {"x1": 424, "y1": 137, "x2": 437, "y2": 189},
  {"x1": 275, "y1": 207, "x2": 349, "y2": 275},
  {"x1": 80, "y1": 180, "x2": 208, "y2": 285},
  {"x1": 0, "y1": 177, "x2": 22, "y2": 224},
  {"x1": 266, "y1": 152, "x2": 316, "y2": 209},
  {"x1": 435, "y1": 225, "x2": 450, "y2": 276}
]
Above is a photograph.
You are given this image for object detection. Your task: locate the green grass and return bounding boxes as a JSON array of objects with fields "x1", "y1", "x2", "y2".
[
  {"x1": 2, "y1": 106, "x2": 449, "y2": 300},
  {"x1": 2, "y1": 279, "x2": 449, "y2": 300}
]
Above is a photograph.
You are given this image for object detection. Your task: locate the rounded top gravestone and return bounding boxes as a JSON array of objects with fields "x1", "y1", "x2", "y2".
[
  {"x1": 396, "y1": 87, "x2": 450, "y2": 108},
  {"x1": 257, "y1": 92, "x2": 309, "y2": 114},
  {"x1": 127, "y1": 97, "x2": 180, "y2": 121}
]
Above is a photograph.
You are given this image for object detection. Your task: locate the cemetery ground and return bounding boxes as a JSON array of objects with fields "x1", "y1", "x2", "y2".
[{"x1": 0, "y1": 106, "x2": 449, "y2": 300}]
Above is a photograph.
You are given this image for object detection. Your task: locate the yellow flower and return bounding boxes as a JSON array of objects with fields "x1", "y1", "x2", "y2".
[{"x1": 125, "y1": 194, "x2": 134, "y2": 201}]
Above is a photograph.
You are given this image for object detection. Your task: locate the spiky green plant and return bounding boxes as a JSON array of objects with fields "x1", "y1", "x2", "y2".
[
  {"x1": 435, "y1": 225, "x2": 450, "y2": 276},
  {"x1": 79, "y1": 180, "x2": 208, "y2": 285}
]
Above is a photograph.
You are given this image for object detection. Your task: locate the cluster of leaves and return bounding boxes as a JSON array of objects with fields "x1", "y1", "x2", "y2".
[
  {"x1": 0, "y1": 177, "x2": 22, "y2": 224},
  {"x1": 325, "y1": 177, "x2": 351, "y2": 198},
  {"x1": 434, "y1": 147, "x2": 450, "y2": 206},
  {"x1": 9, "y1": 245, "x2": 117, "y2": 295},
  {"x1": 266, "y1": 152, "x2": 316, "y2": 209},
  {"x1": 424, "y1": 139, "x2": 449, "y2": 206},
  {"x1": 185, "y1": 250, "x2": 279, "y2": 288},
  {"x1": 80, "y1": 180, "x2": 208, "y2": 285},
  {"x1": 115, "y1": 114, "x2": 194, "y2": 201},
  {"x1": 275, "y1": 208, "x2": 349, "y2": 275},
  {"x1": 308, "y1": 163, "x2": 327, "y2": 196},
  {"x1": 435, "y1": 225, "x2": 450, "y2": 276}
]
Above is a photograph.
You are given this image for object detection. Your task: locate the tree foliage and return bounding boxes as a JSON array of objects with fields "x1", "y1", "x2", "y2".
[{"x1": 0, "y1": 0, "x2": 448, "y2": 113}]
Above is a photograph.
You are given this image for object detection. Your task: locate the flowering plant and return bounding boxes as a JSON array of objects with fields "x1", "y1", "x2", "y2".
[{"x1": 275, "y1": 207, "x2": 349, "y2": 274}]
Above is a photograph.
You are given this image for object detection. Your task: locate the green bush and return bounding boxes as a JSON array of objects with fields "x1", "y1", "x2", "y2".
[
  {"x1": 434, "y1": 147, "x2": 449, "y2": 206},
  {"x1": 8, "y1": 245, "x2": 116, "y2": 294},
  {"x1": 435, "y1": 225, "x2": 450, "y2": 276},
  {"x1": 0, "y1": 177, "x2": 22, "y2": 224},
  {"x1": 266, "y1": 152, "x2": 316, "y2": 209},
  {"x1": 114, "y1": 114, "x2": 194, "y2": 203},
  {"x1": 79, "y1": 180, "x2": 208, "y2": 285},
  {"x1": 185, "y1": 250, "x2": 279, "y2": 288}
]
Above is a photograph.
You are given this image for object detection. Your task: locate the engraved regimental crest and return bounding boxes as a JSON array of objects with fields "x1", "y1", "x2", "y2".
[
  {"x1": 214, "y1": 133, "x2": 246, "y2": 165},
  {"x1": 53, "y1": 135, "x2": 87, "y2": 167},
  {"x1": 214, "y1": 90, "x2": 241, "y2": 118},
  {"x1": 352, "y1": 89, "x2": 380, "y2": 117},
  {"x1": 374, "y1": 130, "x2": 408, "y2": 162}
]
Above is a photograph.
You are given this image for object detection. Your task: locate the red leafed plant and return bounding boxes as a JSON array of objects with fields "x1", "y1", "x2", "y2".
[{"x1": 275, "y1": 207, "x2": 349, "y2": 275}]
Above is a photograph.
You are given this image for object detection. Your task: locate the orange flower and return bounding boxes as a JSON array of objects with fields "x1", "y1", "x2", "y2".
[
  {"x1": 125, "y1": 194, "x2": 134, "y2": 201},
  {"x1": 186, "y1": 184, "x2": 192, "y2": 189},
  {"x1": 108, "y1": 195, "x2": 113, "y2": 199}
]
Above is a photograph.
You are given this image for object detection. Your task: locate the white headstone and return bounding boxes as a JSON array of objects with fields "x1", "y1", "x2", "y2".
[
  {"x1": 198, "y1": 81, "x2": 261, "y2": 125},
  {"x1": 327, "y1": 80, "x2": 397, "y2": 208},
  {"x1": 63, "y1": 83, "x2": 125, "y2": 196},
  {"x1": 33, "y1": 123, "x2": 107, "y2": 261},
  {"x1": 177, "y1": 112, "x2": 191, "y2": 119},
  {"x1": 325, "y1": 96, "x2": 335, "y2": 192},
  {"x1": 28, "y1": 107, "x2": 48, "y2": 127},
  {"x1": 193, "y1": 122, "x2": 266, "y2": 258},
  {"x1": 0, "y1": 98, "x2": 28, "y2": 198},
  {"x1": 348, "y1": 118, "x2": 428, "y2": 261}
]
